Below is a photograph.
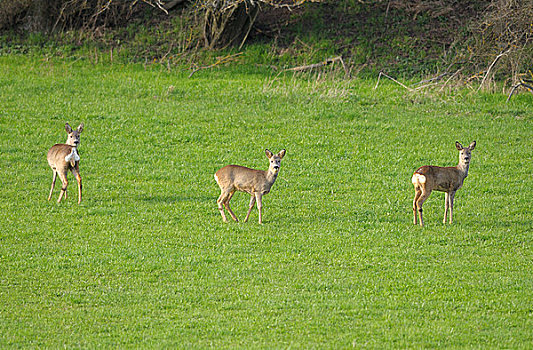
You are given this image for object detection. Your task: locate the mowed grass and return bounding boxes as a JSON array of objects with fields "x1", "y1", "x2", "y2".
[{"x1": 1, "y1": 55, "x2": 532, "y2": 348}]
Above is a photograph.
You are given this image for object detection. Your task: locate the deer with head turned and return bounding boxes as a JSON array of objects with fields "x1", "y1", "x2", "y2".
[
  {"x1": 47, "y1": 123, "x2": 84, "y2": 204},
  {"x1": 214, "y1": 149, "x2": 286, "y2": 224},
  {"x1": 412, "y1": 141, "x2": 476, "y2": 226}
]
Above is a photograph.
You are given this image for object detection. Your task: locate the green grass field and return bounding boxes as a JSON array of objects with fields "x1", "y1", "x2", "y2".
[{"x1": 1, "y1": 55, "x2": 532, "y2": 348}]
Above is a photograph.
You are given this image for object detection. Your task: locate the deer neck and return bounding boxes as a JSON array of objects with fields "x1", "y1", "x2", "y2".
[
  {"x1": 66, "y1": 140, "x2": 78, "y2": 148},
  {"x1": 265, "y1": 168, "x2": 279, "y2": 185},
  {"x1": 456, "y1": 160, "x2": 470, "y2": 178},
  {"x1": 65, "y1": 147, "x2": 80, "y2": 163}
]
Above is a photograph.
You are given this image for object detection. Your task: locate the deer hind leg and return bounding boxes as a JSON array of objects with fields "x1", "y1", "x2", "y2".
[
  {"x1": 217, "y1": 190, "x2": 230, "y2": 222},
  {"x1": 57, "y1": 171, "x2": 68, "y2": 203},
  {"x1": 244, "y1": 195, "x2": 256, "y2": 223},
  {"x1": 443, "y1": 192, "x2": 450, "y2": 224},
  {"x1": 72, "y1": 165, "x2": 82, "y2": 204},
  {"x1": 448, "y1": 191, "x2": 456, "y2": 224},
  {"x1": 255, "y1": 192, "x2": 264, "y2": 224},
  {"x1": 416, "y1": 188, "x2": 431, "y2": 227},
  {"x1": 48, "y1": 170, "x2": 58, "y2": 201},
  {"x1": 224, "y1": 190, "x2": 239, "y2": 222},
  {"x1": 413, "y1": 187, "x2": 422, "y2": 225}
]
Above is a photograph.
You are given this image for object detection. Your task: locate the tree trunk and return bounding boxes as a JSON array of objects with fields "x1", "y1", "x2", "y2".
[
  {"x1": 164, "y1": 0, "x2": 188, "y2": 11},
  {"x1": 203, "y1": 0, "x2": 259, "y2": 49}
]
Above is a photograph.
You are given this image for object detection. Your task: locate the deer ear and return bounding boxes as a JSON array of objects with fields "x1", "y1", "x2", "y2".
[
  {"x1": 455, "y1": 141, "x2": 463, "y2": 150},
  {"x1": 469, "y1": 141, "x2": 476, "y2": 150},
  {"x1": 77, "y1": 123, "x2": 84, "y2": 133},
  {"x1": 65, "y1": 123, "x2": 73, "y2": 133},
  {"x1": 265, "y1": 149, "x2": 273, "y2": 159},
  {"x1": 278, "y1": 149, "x2": 286, "y2": 159}
]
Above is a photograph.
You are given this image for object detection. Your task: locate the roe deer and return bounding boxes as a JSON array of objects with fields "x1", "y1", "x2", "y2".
[
  {"x1": 214, "y1": 149, "x2": 286, "y2": 224},
  {"x1": 47, "y1": 123, "x2": 84, "y2": 204},
  {"x1": 412, "y1": 141, "x2": 476, "y2": 226}
]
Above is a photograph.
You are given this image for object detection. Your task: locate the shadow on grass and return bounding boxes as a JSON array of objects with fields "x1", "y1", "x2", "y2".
[{"x1": 137, "y1": 194, "x2": 212, "y2": 204}]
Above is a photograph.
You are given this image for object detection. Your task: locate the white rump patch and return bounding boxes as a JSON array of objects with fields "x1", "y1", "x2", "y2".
[
  {"x1": 214, "y1": 174, "x2": 218, "y2": 183},
  {"x1": 412, "y1": 173, "x2": 426, "y2": 184},
  {"x1": 65, "y1": 148, "x2": 80, "y2": 162}
]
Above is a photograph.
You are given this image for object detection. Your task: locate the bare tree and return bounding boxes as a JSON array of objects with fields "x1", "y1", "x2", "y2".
[
  {"x1": 11, "y1": 0, "x2": 175, "y2": 33},
  {"x1": 198, "y1": 0, "x2": 322, "y2": 49}
]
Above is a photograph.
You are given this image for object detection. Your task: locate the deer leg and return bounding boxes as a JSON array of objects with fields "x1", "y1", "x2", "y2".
[
  {"x1": 57, "y1": 171, "x2": 68, "y2": 203},
  {"x1": 217, "y1": 191, "x2": 230, "y2": 222},
  {"x1": 413, "y1": 188, "x2": 422, "y2": 225},
  {"x1": 48, "y1": 170, "x2": 57, "y2": 201},
  {"x1": 72, "y1": 166, "x2": 82, "y2": 204},
  {"x1": 244, "y1": 195, "x2": 256, "y2": 223},
  {"x1": 448, "y1": 191, "x2": 456, "y2": 224},
  {"x1": 443, "y1": 192, "x2": 450, "y2": 224},
  {"x1": 255, "y1": 192, "x2": 263, "y2": 224},
  {"x1": 416, "y1": 190, "x2": 431, "y2": 227},
  {"x1": 224, "y1": 190, "x2": 239, "y2": 222}
]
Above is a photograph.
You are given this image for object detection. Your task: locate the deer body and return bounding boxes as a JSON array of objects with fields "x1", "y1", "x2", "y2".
[
  {"x1": 214, "y1": 149, "x2": 286, "y2": 224},
  {"x1": 47, "y1": 123, "x2": 84, "y2": 204},
  {"x1": 412, "y1": 141, "x2": 476, "y2": 226}
]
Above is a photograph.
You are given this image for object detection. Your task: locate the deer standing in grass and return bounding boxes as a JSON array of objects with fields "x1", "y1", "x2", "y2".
[
  {"x1": 214, "y1": 149, "x2": 286, "y2": 224},
  {"x1": 47, "y1": 123, "x2": 84, "y2": 204},
  {"x1": 412, "y1": 141, "x2": 476, "y2": 226}
]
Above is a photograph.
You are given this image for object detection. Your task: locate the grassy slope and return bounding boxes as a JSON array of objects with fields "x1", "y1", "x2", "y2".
[
  {"x1": 0, "y1": 1, "x2": 477, "y2": 77},
  {"x1": 252, "y1": 1, "x2": 465, "y2": 76},
  {"x1": 0, "y1": 55, "x2": 532, "y2": 348}
]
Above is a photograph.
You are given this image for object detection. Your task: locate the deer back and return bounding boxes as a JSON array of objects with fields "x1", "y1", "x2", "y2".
[
  {"x1": 415, "y1": 165, "x2": 464, "y2": 192},
  {"x1": 48, "y1": 144, "x2": 78, "y2": 169},
  {"x1": 215, "y1": 165, "x2": 273, "y2": 194}
]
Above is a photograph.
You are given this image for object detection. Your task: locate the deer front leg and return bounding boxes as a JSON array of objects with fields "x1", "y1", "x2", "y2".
[
  {"x1": 244, "y1": 195, "x2": 256, "y2": 223},
  {"x1": 72, "y1": 166, "x2": 82, "y2": 204},
  {"x1": 48, "y1": 170, "x2": 57, "y2": 201},
  {"x1": 255, "y1": 192, "x2": 263, "y2": 224}
]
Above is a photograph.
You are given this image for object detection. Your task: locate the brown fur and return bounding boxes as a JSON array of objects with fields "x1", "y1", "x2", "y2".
[
  {"x1": 412, "y1": 141, "x2": 476, "y2": 226},
  {"x1": 214, "y1": 149, "x2": 286, "y2": 224},
  {"x1": 47, "y1": 123, "x2": 84, "y2": 204}
]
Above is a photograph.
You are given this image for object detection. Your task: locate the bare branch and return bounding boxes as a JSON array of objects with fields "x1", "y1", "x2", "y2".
[
  {"x1": 439, "y1": 68, "x2": 464, "y2": 92},
  {"x1": 374, "y1": 71, "x2": 414, "y2": 91},
  {"x1": 507, "y1": 81, "x2": 533, "y2": 102},
  {"x1": 477, "y1": 48, "x2": 512, "y2": 92},
  {"x1": 414, "y1": 72, "x2": 449, "y2": 86},
  {"x1": 188, "y1": 52, "x2": 243, "y2": 77},
  {"x1": 284, "y1": 56, "x2": 349, "y2": 76},
  {"x1": 142, "y1": 0, "x2": 169, "y2": 14}
]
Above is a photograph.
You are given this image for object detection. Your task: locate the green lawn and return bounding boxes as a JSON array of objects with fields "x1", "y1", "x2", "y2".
[{"x1": 1, "y1": 55, "x2": 532, "y2": 348}]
